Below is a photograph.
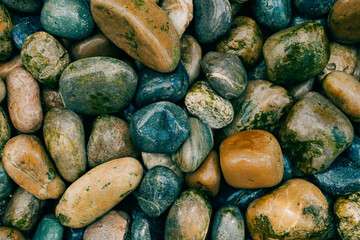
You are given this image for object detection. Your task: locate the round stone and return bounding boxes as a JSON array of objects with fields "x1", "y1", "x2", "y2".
[{"x1": 33, "y1": 214, "x2": 64, "y2": 240}]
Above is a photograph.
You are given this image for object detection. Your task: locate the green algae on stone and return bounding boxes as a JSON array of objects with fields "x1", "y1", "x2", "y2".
[
  {"x1": 279, "y1": 92, "x2": 354, "y2": 175},
  {"x1": 0, "y1": 3, "x2": 12, "y2": 61},
  {"x1": 21, "y1": 31, "x2": 70, "y2": 88},
  {"x1": 263, "y1": 22, "x2": 330, "y2": 85}
]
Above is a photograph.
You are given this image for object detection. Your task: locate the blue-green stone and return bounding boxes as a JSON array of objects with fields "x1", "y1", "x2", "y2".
[
  {"x1": 0, "y1": 161, "x2": 13, "y2": 200},
  {"x1": 33, "y1": 214, "x2": 64, "y2": 240},
  {"x1": 131, "y1": 210, "x2": 162, "y2": 240}
]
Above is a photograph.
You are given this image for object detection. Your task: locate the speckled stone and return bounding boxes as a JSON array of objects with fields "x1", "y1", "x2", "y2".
[
  {"x1": 0, "y1": 106, "x2": 11, "y2": 157},
  {"x1": 0, "y1": 0, "x2": 42, "y2": 13},
  {"x1": 263, "y1": 22, "x2": 330, "y2": 85},
  {"x1": 59, "y1": 57, "x2": 138, "y2": 115},
  {"x1": 279, "y1": 92, "x2": 354, "y2": 175},
  {"x1": 0, "y1": 3, "x2": 12, "y2": 61},
  {"x1": 131, "y1": 210, "x2": 163, "y2": 240},
  {"x1": 33, "y1": 214, "x2": 64, "y2": 240},
  {"x1": 246, "y1": 179, "x2": 331, "y2": 240},
  {"x1": 141, "y1": 152, "x2": 183, "y2": 182},
  {"x1": 91, "y1": 0, "x2": 180, "y2": 73},
  {"x1": 137, "y1": 166, "x2": 181, "y2": 217},
  {"x1": 87, "y1": 115, "x2": 139, "y2": 168},
  {"x1": 346, "y1": 135, "x2": 360, "y2": 166},
  {"x1": 161, "y1": 0, "x2": 193, "y2": 37},
  {"x1": 0, "y1": 226, "x2": 25, "y2": 240},
  {"x1": 193, "y1": 0, "x2": 232, "y2": 44},
  {"x1": 286, "y1": 78, "x2": 314, "y2": 101},
  {"x1": 180, "y1": 34, "x2": 202, "y2": 85},
  {"x1": 289, "y1": 14, "x2": 327, "y2": 27},
  {"x1": 201, "y1": 52, "x2": 247, "y2": 99},
  {"x1": 165, "y1": 189, "x2": 212, "y2": 240},
  {"x1": 211, "y1": 205, "x2": 245, "y2": 240},
  {"x1": 130, "y1": 101, "x2": 190, "y2": 154},
  {"x1": 21, "y1": 31, "x2": 71, "y2": 87},
  {"x1": 63, "y1": 227, "x2": 85, "y2": 240},
  {"x1": 294, "y1": 0, "x2": 336, "y2": 19},
  {"x1": 217, "y1": 16, "x2": 263, "y2": 68},
  {"x1": 41, "y1": 0, "x2": 94, "y2": 40},
  {"x1": 185, "y1": 81, "x2": 234, "y2": 129},
  {"x1": 11, "y1": 16, "x2": 43, "y2": 50},
  {"x1": 135, "y1": 62, "x2": 189, "y2": 108},
  {"x1": 252, "y1": 0, "x2": 292, "y2": 31},
  {"x1": 41, "y1": 88, "x2": 65, "y2": 110},
  {"x1": 335, "y1": 192, "x2": 360, "y2": 240},
  {"x1": 222, "y1": 80, "x2": 293, "y2": 138},
  {"x1": 0, "y1": 161, "x2": 13, "y2": 200}
]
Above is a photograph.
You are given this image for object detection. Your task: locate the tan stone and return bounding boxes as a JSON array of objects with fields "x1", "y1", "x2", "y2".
[{"x1": 0, "y1": 54, "x2": 23, "y2": 79}]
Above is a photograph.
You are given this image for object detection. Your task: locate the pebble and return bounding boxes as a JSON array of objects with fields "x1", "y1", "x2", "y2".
[
  {"x1": 171, "y1": 117, "x2": 213, "y2": 173},
  {"x1": 0, "y1": 54, "x2": 23, "y2": 79},
  {"x1": 0, "y1": 0, "x2": 42, "y2": 13},
  {"x1": 180, "y1": 34, "x2": 202, "y2": 85},
  {"x1": 21, "y1": 31, "x2": 71, "y2": 87},
  {"x1": 59, "y1": 57, "x2": 138, "y2": 115},
  {"x1": 164, "y1": 189, "x2": 212, "y2": 240},
  {"x1": 0, "y1": 3, "x2": 12, "y2": 61},
  {"x1": 41, "y1": 88, "x2": 65, "y2": 110},
  {"x1": 91, "y1": 0, "x2": 180, "y2": 73},
  {"x1": 246, "y1": 179, "x2": 331, "y2": 240},
  {"x1": 41, "y1": 0, "x2": 94, "y2": 40},
  {"x1": 161, "y1": 0, "x2": 193, "y2": 37},
  {"x1": 33, "y1": 214, "x2": 64, "y2": 240},
  {"x1": 279, "y1": 92, "x2": 354, "y2": 175},
  {"x1": 185, "y1": 81, "x2": 234, "y2": 129},
  {"x1": 211, "y1": 205, "x2": 245, "y2": 240},
  {"x1": 131, "y1": 210, "x2": 163, "y2": 240},
  {"x1": 130, "y1": 101, "x2": 190, "y2": 154},
  {"x1": 193, "y1": 0, "x2": 232, "y2": 44},
  {"x1": 185, "y1": 150, "x2": 221, "y2": 197},
  {"x1": 134, "y1": 62, "x2": 189, "y2": 108},
  {"x1": 0, "y1": 226, "x2": 25, "y2": 240},
  {"x1": 263, "y1": 22, "x2": 330, "y2": 85},
  {"x1": 294, "y1": 0, "x2": 337, "y2": 19},
  {"x1": 217, "y1": 16, "x2": 263, "y2": 68},
  {"x1": 11, "y1": 16, "x2": 43, "y2": 50},
  {"x1": 137, "y1": 166, "x2": 181, "y2": 217},
  {"x1": 220, "y1": 130, "x2": 284, "y2": 188},
  {"x1": 201, "y1": 51, "x2": 247, "y2": 99}
]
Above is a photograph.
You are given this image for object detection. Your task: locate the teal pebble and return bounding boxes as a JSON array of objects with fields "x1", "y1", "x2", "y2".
[{"x1": 32, "y1": 214, "x2": 64, "y2": 240}]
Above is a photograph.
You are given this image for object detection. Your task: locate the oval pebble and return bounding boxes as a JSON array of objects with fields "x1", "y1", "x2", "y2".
[
  {"x1": 33, "y1": 214, "x2": 64, "y2": 240},
  {"x1": 0, "y1": 226, "x2": 25, "y2": 240},
  {"x1": 211, "y1": 205, "x2": 245, "y2": 240}
]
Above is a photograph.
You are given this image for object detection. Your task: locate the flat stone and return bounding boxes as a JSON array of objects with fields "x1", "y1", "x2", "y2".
[
  {"x1": 11, "y1": 16, "x2": 43, "y2": 50},
  {"x1": 0, "y1": 3, "x2": 12, "y2": 61},
  {"x1": 161, "y1": 0, "x2": 193, "y2": 37},
  {"x1": 130, "y1": 101, "x2": 190, "y2": 154},
  {"x1": 180, "y1": 34, "x2": 202, "y2": 85},
  {"x1": 33, "y1": 214, "x2": 64, "y2": 240},
  {"x1": 294, "y1": 0, "x2": 337, "y2": 19},
  {"x1": 211, "y1": 205, "x2": 245, "y2": 240}
]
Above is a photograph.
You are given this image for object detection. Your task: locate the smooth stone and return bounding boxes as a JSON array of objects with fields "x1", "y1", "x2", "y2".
[
  {"x1": 134, "y1": 62, "x2": 189, "y2": 108},
  {"x1": 185, "y1": 81, "x2": 234, "y2": 129},
  {"x1": 137, "y1": 166, "x2": 181, "y2": 217},
  {"x1": 279, "y1": 92, "x2": 354, "y2": 175},
  {"x1": 59, "y1": 57, "x2": 138, "y2": 115},
  {"x1": 43, "y1": 108, "x2": 87, "y2": 182},
  {"x1": 69, "y1": 32, "x2": 122, "y2": 60},
  {"x1": 0, "y1": 161, "x2": 12, "y2": 200},
  {"x1": 131, "y1": 210, "x2": 162, "y2": 240},
  {"x1": 172, "y1": 117, "x2": 213, "y2": 173},
  {"x1": 41, "y1": 0, "x2": 94, "y2": 40},
  {"x1": 0, "y1": 106, "x2": 11, "y2": 157},
  {"x1": 335, "y1": 192, "x2": 360, "y2": 240},
  {"x1": 346, "y1": 135, "x2": 360, "y2": 166},
  {"x1": 87, "y1": 115, "x2": 139, "y2": 168},
  {"x1": 222, "y1": 80, "x2": 293, "y2": 138},
  {"x1": 164, "y1": 189, "x2": 212, "y2": 240},
  {"x1": 248, "y1": 60, "x2": 268, "y2": 80},
  {"x1": 246, "y1": 179, "x2": 331, "y2": 240},
  {"x1": 91, "y1": 0, "x2": 180, "y2": 73},
  {"x1": 286, "y1": 77, "x2": 314, "y2": 101},
  {"x1": 161, "y1": 0, "x2": 193, "y2": 37},
  {"x1": 3, "y1": 187, "x2": 45, "y2": 233},
  {"x1": 0, "y1": 54, "x2": 23, "y2": 79},
  {"x1": 0, "y1": 226, "x2": 25, "y2": 240},
  {"x1": 0, "y1": 0, "x2": 42, "y2": 13},
  {"x1": 0, "y1": 3, "x2": 12, "y2": 61},
  {"x1": 180, "y1": 34, "x2": 202, "y2": 85},
  {"x1": 318, "y1": 42, "x2": 357, "y2": 82},
  {"x1": 185, "y1": 150, "x2": 221, "y2": 197},
  {"x1": 217, "y1": 16, "x2": 263, "y2": 68},
  {"x1": 294, "y1": 0, "x2": 337, "y2": 19},
  {"x1": 252, "y1": 0, "x2": 292, "y2": 31},
  {"x1": 323, "y1": 71, "x2": 360, "y2": 122},
  {"x1": 130, "y1": 101, "x2": 190, "y2": 154},
  {"x1": 289, "y1": 14, "x2": 327, "y2": 27},
  {"x1": 312, "y1": 156, "x2": 360, "y2": 196},
  {"x1": 193, "y1": 0, "x2": 232, "y2": 44},
  {"x1": 201, "y1": 52, "x2": 247, "y2": 99},
  {"x1": 263, "y1": 22, "x2": 330, "y2": 85},
  {"x1": 11, "y1": 16, "x2": 43, "y2": 50},
  {"x1": 220, "y1": 130, "x2": 284, "y2": 188},
  {"x1": 33, "y1": 214, "x2": 64, "y2": 240},
  {"x1": 21, "y1": 31, "x2": 71, "y2": 87},
  {"x1": 328, "y1": 0, "x2": 360, "y2": 44},
  {"x1": 141, "y1": 152, "x2": 183, "y2": 182},
  {"x1": 211, "y1": 205, "x2": 245, "y2": 240},
  {"x1": 83, "y1": 210, "x2": 130, "y2": 240},
  {"x1": 64, "y1": 227, "x2": 85, "y2": 240},
  {"x1": 41, "y1": 88, "x2": 65, "y2": 110}
]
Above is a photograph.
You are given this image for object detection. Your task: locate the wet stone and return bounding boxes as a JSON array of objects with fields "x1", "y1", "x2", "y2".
[
  {"x1": 33, "y1": 214, "x2": 64, "y2": 240},
  {"x1": 294, "y1": 0, "x2": 337, "y2": 19},
  {"x1": 211, "y1": 205, "x2": 245, "y2": 240},
  {"x1": 130, "y1": 101, "x2": 190, "y2": 154},
  {"x1": 137, "y1": 166, "x2": 181, "y2": 217},
  {"x1": 11, "y1": 16, "x2": 43, "y2": 50},
  {"x1": 180, "y1": 34, "x2": 202, "y2": 85}
]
